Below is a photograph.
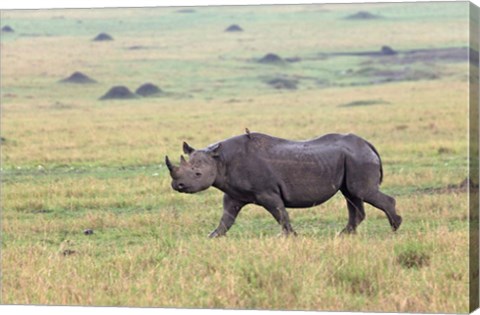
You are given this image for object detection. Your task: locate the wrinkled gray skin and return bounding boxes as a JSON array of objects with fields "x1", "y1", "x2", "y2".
[{"x1": 165, "y1": 132, "x2": 402, "y2": 237}]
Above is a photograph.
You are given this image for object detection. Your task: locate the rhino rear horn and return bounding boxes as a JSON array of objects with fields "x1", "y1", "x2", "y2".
[
  {"x1": 183, "y1": 142, "x2": 195, "y2": 155},
  {"x1": 180, "y1": 155, "x2": 188, "y2": 166}
]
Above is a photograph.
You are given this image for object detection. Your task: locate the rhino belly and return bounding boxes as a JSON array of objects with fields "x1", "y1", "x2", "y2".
[
  {"x1": 276, "y1": 166, "x2": 343, "y2": 208},
  {"x1": 281, "y1": 183, "x2": 340, "y2": 208}
]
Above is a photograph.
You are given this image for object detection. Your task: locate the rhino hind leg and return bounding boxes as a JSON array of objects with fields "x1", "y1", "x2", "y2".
[
  {"x1": 268, "y1": 206, "x2": 297, "y2": 236},
  {"x1": 363, "y1": 190, "x2": 402, "y2": 231},
  {"x1": 344, "y1": 153, "x2": 402, "y2": 232},
  {"x1": 340, "y1": 193, "x2": 365, "y2": 234},
  {"x1": 257, "y1": 193, "x2": 297, "y2": 236}
]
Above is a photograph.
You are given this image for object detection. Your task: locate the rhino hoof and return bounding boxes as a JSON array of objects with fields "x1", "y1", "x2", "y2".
[
  {"x1": 208, "y1": 230, "x2": 224, "y2": 238},
  {"x1": 340, "y1": 226, "x2": 357, "y2": 235},
  {"x1": 392, "y1": 215, "x2": 403, "y2": 232},
  {"x1": 278, "y1": 230, "x2": 298, "y2": 237}
]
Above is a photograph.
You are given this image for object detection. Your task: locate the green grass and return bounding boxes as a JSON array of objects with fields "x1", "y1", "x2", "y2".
[{"x1": 0, "y1": 2, "x2": 474, "y2": 312}]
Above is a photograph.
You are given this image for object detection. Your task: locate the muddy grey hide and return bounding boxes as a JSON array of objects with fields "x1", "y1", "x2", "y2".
[{"x1": 165, "y1": 130, "x2": 402, "y2": 237}]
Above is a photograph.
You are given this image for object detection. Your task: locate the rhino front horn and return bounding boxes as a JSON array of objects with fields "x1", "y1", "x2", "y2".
[{"x1": 165, "y1": 155, "x2": 174, "y2": 172}]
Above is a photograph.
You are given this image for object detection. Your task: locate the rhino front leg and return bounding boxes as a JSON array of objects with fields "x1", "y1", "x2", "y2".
[{"x1": 208, "y1": 194, "x2": 246, "y2": 238}]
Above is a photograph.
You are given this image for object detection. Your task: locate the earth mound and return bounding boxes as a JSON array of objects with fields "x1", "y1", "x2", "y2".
[
  {"x1": 225, "y1": 24, "x2": 243, "y2": 32},
  {"x1": 339, "y1": 99, "x2": 390, "y2": 107},
  {"x1": 381, "y1": 45, "x2": 397, "y2": 55},
  {"x1": 99, "y1": 86, "x2": 137, "y2": 100},
  {"x1": 135, "y1": 83, "x2": 162, "y2": 97},
  {"x1": 2, "y1": 25, "x2": 14, "y2": 32},
  {"x1": 402, "y1": 47, "x2": 469, "y2": 64},
  {"x1": 346, "y1": 11, "x2": 381, "y2": 20},
  {"x1": 328, "y1": 46, "x2": 397, "y2": 57},
  {"x1": 176, "y1": 9, "x2": 196, "y2": 13},
  {"x1": 127, "y1": 45, "x2": 148, "y2": 50},
  {"x1": 258, "y1": 53, "x2": 284, "y2": 65},
  {"x1": 60, "y1": 72, "x2": 97, "y2": 84},
  {"x1": 417, "y1": 177, "x2": 478, "y2": 195},
  {"x1": 93, "y1": 33, "x2": 113, "y2": 41},
  {"x1": 266, "y1": 78, "x2": 298, "y2": 90},
  {"x1": 284, "y1": 57, "x2": 302, "y2": 63},
  {"x1": 457, "y1": 177, "x2": 478, "y2": 189}
]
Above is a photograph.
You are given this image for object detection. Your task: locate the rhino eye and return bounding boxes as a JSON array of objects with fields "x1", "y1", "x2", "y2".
[{"x1": 195, "y1": 172, "x2": 202, "y2": 177}]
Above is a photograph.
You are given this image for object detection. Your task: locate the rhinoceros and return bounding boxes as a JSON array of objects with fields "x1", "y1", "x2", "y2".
[{"x1": 165, "y1": 130, "x2": 402, "y2": 237}]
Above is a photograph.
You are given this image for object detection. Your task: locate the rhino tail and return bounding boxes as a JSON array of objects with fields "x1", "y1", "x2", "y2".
[{"x1": 365, "y1": 140, "x2": 383, "y2": 185}]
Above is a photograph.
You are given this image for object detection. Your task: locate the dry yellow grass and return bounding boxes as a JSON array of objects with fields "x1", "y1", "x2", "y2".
[
  {"x1": 1, "y1": 79, "x2": 469, "y2": 168},
  {"x1": 1, "y1": 229, "x2": 469, "y2": 312}
]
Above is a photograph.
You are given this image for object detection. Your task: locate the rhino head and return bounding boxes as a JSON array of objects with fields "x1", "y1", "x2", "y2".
[{"x1": 165, "y1": 141, "x2": 221, "y2": 194}]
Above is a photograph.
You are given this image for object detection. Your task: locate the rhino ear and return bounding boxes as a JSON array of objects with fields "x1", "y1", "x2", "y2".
[
  {"x1": 209, "y1": 143, "x2": 222, "y2": 158},
  {"x1": 183, "y1": 142, "x2": 195, "y2": 155}
]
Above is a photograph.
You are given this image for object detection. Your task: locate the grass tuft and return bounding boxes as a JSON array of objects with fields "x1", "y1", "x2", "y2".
[
  {"x1": 395, "y1": 242, "x2": 431, "y2": 269},
  {"x1": 334, "y1": 267, "x2": 378, "y2": 296}
]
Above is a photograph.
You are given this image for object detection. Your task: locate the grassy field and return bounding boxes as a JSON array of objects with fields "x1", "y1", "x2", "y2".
[{"x1": 0, "y1": 2, "x2": 474, "y2": 312}]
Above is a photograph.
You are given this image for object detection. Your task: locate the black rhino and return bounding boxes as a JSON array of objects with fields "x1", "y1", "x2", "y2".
[{"x1": 166, "y1": 130, "x2": 402, "y2": 237}]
